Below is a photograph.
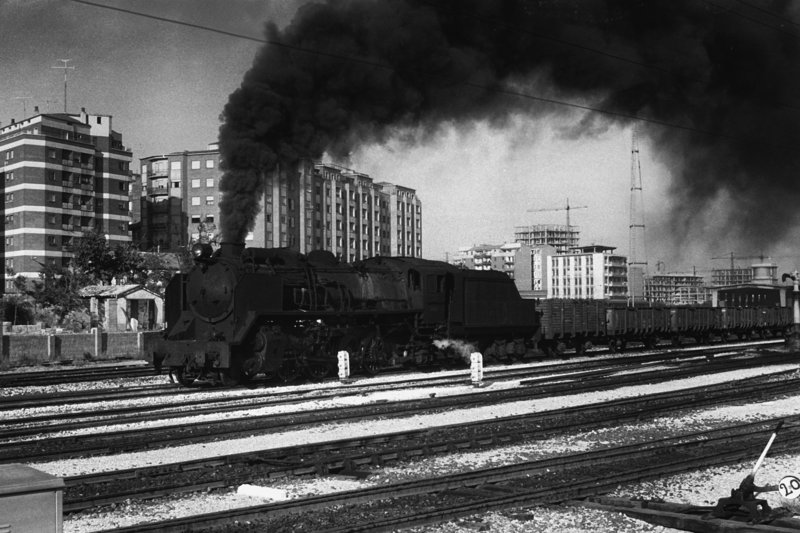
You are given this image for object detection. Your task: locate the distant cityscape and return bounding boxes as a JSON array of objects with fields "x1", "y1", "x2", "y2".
[
  {"x1": 0, "y1": 107, "x2": 784, "y2": 303},
  {"x1": 450, "y1": 228, "x2": 782, "y2": 305}
]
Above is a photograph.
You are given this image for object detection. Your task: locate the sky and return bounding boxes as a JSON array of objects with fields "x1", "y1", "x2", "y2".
[{"x1": 2, "y1": 0, "x2": 799, "y2": 277}]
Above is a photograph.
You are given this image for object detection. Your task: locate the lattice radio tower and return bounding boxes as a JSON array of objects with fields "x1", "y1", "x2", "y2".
[{"x1": 628, "y1": 126, "x2": 648, "y2": 301}]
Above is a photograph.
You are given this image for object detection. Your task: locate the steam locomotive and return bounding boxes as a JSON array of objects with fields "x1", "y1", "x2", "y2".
[{"x1": 154, "y1": 243, "x2": 540, "y2": 386}]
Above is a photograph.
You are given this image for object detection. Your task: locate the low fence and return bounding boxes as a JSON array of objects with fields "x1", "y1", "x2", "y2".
[{"x1": 0, "y1": 329, "x2": 163, "y2": 368}]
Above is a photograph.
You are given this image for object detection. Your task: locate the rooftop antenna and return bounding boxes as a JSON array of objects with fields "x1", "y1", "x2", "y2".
[
  {"x1": 13, "y1": 96, "x2": 32, "y2": 117},
  {"x1": 51, "y1": 59, "x2": 75, "y2": 113}
]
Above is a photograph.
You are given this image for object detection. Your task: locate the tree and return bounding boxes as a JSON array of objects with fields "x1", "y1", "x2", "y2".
[
  {"x1": 19, "y1": 262, "x2": 87, "y2": 325},
  {"x1": 71, "y1": 231, "x2": 118, "y2": 284}
]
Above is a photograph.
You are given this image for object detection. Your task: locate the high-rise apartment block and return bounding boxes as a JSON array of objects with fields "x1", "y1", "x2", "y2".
[
  {"x1": 1, "y1": 109, "x2": 132, "y2": 293},
  {"x1": 138, "y1": 148, "x2": 422, "y2": 260}
]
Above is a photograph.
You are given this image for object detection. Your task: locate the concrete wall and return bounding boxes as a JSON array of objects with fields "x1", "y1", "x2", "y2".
[{"x1": 0, "y1": 330, "x2": 162, "y2": 367}]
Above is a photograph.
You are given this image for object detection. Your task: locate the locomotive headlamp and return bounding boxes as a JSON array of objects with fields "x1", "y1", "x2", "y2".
[{"x1": 191, "y1": 243, "x2": 213, "y2": 260}]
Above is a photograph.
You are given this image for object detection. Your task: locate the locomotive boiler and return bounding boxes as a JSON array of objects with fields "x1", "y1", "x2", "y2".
[{"x1": 154, "y1": 242, "x2": 541, "y2": 385}]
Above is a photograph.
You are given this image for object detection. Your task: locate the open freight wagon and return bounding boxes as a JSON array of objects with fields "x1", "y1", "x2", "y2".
[{"x1": 537, "y1": 299, "x2": 793, "y2": 355}]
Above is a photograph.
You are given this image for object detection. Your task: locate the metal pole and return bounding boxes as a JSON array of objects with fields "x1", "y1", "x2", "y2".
[
  {"x1": 782, "y1": 271, "x2": 800, "y2": 350},
  {"x1": 792, "y1": 271, "x2": 799, "y2": 349},
  {"x1": 51, "y1": 59, "x2": 75, "y2": 113},
  {"x1": 751, "y1": 421, "x2": 784, "y2": 476}
]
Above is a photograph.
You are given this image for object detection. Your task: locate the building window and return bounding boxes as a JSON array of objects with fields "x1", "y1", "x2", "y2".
[
  {"x1": 191, "y1": 215, "x2": 201, "y2": 223},
  {"x1": 191, "y1": 197, "x2": 200, "y2": 206},
  {"x1": 172, "y1": 181, "x2": 180, "y2": 188},
  {"x1": 48, "y1": 149, "x2": 57, "y2": 159},
  {"x1": 205, "y1": 215, "x2": 214, "y2": 223},
  {"x1": 5, "y1": 172, "x2": 13, "y2": 181},
  {"x1": 48, "y1": 236, "x2": 57, "y2": 246},
  {"x1": 5, "y1": 237, "x2": 13, "y2": 246},
  {"x1": 206, "y1": 178, "x2": 214, "y2": 187},
  {"x1": 191, "y1": 179, "x2": 200, "y2": 188},
  {"x1": 169, "y1": 161, "x2": 181, "y2": 179},
  {"x1": 48, "y1": 215, "x2": 56, "y2": 224},
  {"x1": 205, "y1": 159, "x2": 214, "y2": 169},
  {"x1": 205, "y1": 196, "x2": 214, "y2": 205},
  {"x1": 191, "y1": 160, "x2": 201, "y2": 170},
  {"x1": 5, "y1": 150, "x2": 14, "y2": 160}
]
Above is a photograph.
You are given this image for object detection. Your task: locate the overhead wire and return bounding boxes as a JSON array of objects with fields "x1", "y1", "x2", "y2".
[{"x1": 65, "y1": 0, "x2": 798, "y2": 149}]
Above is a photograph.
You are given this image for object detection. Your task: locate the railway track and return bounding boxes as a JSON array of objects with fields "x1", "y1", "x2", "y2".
[
  {"x1": 59, "y1": 372, "x2": 800, "y2": 513},
  {"x1": 0, "y1": 339, "x2": 781, "y2": 392},
  {"x1": 0, "y1": 341, "x2": 782, "y2": 425},
  {"x1": 3, "y1": 349, "x2": 796, "y2": 461},
  {"x1": 91, "y1": 418, "x2": 800, "y2": 532},
  {"x1": 0, "y1": 360, "x2": 156, "y2": 388}
]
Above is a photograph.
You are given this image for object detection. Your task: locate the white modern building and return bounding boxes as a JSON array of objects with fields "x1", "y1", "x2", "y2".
[{"x1": 547, "y1": 245, "x2": 628, "y2": 300}]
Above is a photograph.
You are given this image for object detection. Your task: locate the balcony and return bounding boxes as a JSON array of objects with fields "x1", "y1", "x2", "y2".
[
  {"x1": 62, "y1": 224, "x2": 73, "y2": 231},
  {"x1": 80, "y1": 204, "x2": 93, "y2": 212},
  {"x1": 61, "y1": 202, "x2": 73, "y2": 209},
  {"x1": 148, "y1": 185, "x2": 169, "y2": 196}
]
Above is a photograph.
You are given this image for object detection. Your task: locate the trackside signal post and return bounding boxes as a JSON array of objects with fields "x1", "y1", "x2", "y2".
[{"x1": 782, "y1": 271, "x2": 800, "y2": 351}]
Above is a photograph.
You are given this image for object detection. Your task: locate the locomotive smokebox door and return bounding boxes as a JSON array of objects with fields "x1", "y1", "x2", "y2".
[{"x1": 187, "y1": 262, "x2": 236, "y2": 323}]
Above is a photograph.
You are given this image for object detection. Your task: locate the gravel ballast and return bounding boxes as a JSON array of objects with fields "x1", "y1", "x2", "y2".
[{"x1": 7, "y1": 360, "x2": 800, "y2": 532}]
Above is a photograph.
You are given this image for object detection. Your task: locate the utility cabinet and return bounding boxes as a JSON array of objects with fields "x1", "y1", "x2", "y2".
[{"x1": 0, "y1": 464, "x2": 63, "y2": 533}]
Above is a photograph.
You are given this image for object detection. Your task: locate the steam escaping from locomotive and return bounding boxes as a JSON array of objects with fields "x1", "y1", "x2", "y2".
[
  {"x1": 433, "y1": 339, "x2": 476, "y2": 364},
  {"x1": 219, "y1": 0, "x2": 800, "y2": 252}
]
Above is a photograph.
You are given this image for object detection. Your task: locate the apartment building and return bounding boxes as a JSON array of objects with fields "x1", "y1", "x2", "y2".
[
  {"x1": 514, "y1": 224, "x2": 579, "y2": 254},
  {"x1": 711, "y1": 267, "x2": 753, "y2": 286},
  {"x1": 1, "y1": 108, "x2": 132, "y2": 293},
  {"x1": 137, "y1": 150, "x2": 422, "y2": 260},
  {"x1": 547, "y1": 245, "x2": 628, "y2": 300},
  {"x1": 450, "y1": 242, "x2": 556, "y2": 298},
  {"x1": 645, "y1": 273, "x2": 709, "y2": 304},
  {"x1": 138, "y1": 144, "x2": 221, "y2": 251}
]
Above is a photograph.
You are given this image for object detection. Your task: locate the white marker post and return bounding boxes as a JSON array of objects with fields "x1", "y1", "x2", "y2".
[
  {"x1": 337, "y1": 350, "x2": 350, "y2": 382},
  {"x1": 470, "y1": 352, "x2": 483, "y2": 387}
]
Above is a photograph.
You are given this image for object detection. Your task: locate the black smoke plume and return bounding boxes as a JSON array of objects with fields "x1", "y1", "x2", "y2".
[{"x1": 219, "y1": 0, "x2": 800, "y2": 254}]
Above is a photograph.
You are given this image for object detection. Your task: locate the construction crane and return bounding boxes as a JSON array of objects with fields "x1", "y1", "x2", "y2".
[
  {"x1": 711, "y1": 252, "x2": 774, "y2": 270},
  {"x1": 527, "y1": 198, "x2": 588, "y2": 229}
]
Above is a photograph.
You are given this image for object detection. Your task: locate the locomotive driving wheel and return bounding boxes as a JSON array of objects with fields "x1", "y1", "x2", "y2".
[
  {"x1": 305, "y1": 362, "x2": 331, "y2": 381},
  {"x1": 361, "y1": 338, "x2": 385, "y2": 376}
]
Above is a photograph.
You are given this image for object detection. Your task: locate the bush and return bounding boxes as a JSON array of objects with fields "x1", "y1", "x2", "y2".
[
  {"x1": 63, "y1": 309, "x2": 93, "y2": 332},
  {"x1": 34, "y1": 307, "x2": 59, "y2": 329}
]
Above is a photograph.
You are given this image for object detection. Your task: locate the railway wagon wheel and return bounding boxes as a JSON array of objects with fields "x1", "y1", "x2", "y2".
[
  {"x1": 277, "y1": 355, "x2": 301, "y2": 384},
  {"x1": 173, "y1": 364, "x2": 201, "y2": 387}
]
